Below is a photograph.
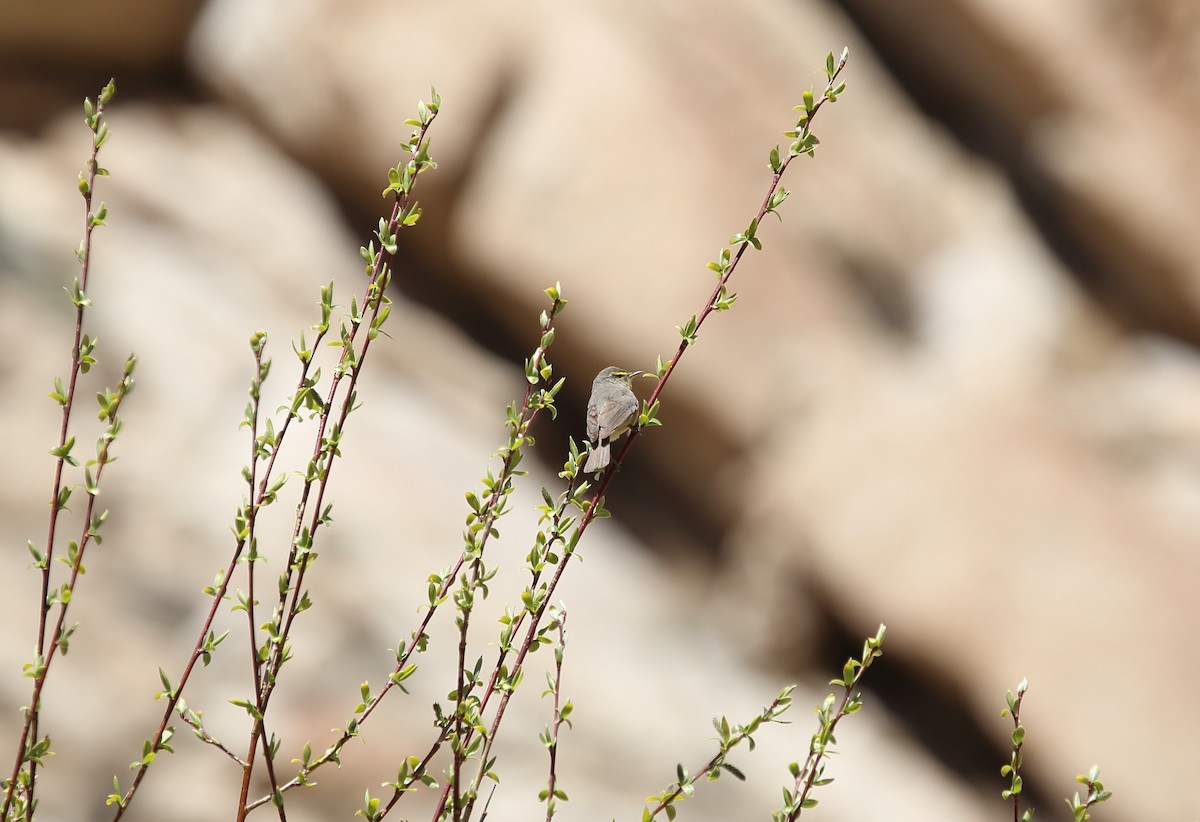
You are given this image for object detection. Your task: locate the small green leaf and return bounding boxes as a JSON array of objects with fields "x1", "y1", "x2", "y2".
[{"x1": 49, "y1": 376, "x2": 68, "y2": 405}]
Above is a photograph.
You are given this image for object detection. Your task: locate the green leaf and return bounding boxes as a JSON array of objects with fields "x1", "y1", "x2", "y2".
[
  {"x1": 49, "y1": 376, "x2": 68, "y2": 405},
  {"x1": 50, "y1": 435, "x2": 79, "y2": 466},
  {"x1": 676, "y1": 314, "x2": 699, "y2": 345}
]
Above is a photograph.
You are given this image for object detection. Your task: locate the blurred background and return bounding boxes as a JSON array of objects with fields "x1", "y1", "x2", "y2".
[{"x1": 2, "y1": 0, "x2": 1199, "y2": 819}]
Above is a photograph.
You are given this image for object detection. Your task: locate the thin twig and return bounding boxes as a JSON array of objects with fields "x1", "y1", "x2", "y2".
[{"x1": 3, "y1": 79, "x2": 120, "y2": 822}]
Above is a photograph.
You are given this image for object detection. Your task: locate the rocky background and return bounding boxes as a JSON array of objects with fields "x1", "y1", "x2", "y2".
[{"x1": 2, "y1": 1, "x2": 1198, "y2": 820}]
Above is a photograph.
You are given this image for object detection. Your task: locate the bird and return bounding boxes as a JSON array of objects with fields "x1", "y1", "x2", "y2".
[{"x1": 583, "y1": 366, "x2": 643, "y2": 473}]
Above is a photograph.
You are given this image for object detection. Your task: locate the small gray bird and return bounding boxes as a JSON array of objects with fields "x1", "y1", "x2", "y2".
[{"x1": 584, "y1": 366, "x2": 643, "y2": 473}]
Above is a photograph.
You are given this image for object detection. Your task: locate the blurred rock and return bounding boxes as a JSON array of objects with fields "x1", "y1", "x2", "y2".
[
  {"x1": 1, "y1": 0, "x2": 202, "y2": 68},
  {"x1": 837, "y1": 0, "x2": 1200, "y2": 346},
  {"x1": 0, "y1": 0, "x2": 204, "y2": 132},
  {"x1": 2, "y1": 0, "x2": 1198, "y2": 819}
]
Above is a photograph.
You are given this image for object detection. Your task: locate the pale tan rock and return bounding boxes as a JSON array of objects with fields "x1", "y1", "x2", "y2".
[{"x1": 2, "y1": 0, "x2": 1199, "y2": 818}]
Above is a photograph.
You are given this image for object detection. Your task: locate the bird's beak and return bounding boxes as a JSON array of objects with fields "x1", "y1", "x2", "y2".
[{"x1": 630, "y1": 370, "x2": 646, "y2": 379}]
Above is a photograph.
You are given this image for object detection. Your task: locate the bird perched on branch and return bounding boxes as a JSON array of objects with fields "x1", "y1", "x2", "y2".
[{"x1": 583, "y1": 366, "x2": 643, "y2": 473}]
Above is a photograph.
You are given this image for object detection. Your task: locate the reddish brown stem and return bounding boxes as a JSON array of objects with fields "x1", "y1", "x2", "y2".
[{"x1": 2, "y1": 86, "x2": 115, "y2": 822}]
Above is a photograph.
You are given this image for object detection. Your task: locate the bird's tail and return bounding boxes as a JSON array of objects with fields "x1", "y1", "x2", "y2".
[{"x1": 583, "y1": 441, "x2": 610, "y2": 473}]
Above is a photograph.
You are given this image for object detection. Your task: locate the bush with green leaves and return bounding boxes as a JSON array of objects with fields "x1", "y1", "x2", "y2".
[{"x1": 1, "y1": 55, "x2": 1110, "y2": 822}]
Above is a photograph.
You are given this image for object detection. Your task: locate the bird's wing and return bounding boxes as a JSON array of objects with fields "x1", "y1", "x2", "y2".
[
  {"x1": 587, "y1": 402, "x2": 601, "y2": 441},
  {"x1": 594, "y1": 395, "x2": 638, "y2": 440}
]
